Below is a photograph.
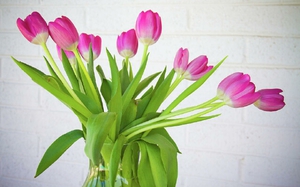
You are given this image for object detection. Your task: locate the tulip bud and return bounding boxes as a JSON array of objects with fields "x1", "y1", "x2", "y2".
[
  {"x1": 16, "y1": 11, "x2": 49, "y2": 45},
  {"x1": 217, "y1": 72, "x2": 260, "y2": 108},
  {"x1": 173, "y1": 48, "x2": 213, "y2": 81},
  {"x1": 254, "y1": 89, "x2": 285, "y2": 111},
  {"x1": 56, "y1": 45, "x2": 76, "y2": 65},
  {"x1": 49, "y1": 16, "x2": 79, "y2": 51},
  {"x1": 117, "y1": 29, "x2": 138, "y2": 58},
  {"x1": 78, "y1": 33, "x2": 102, "y2": 62},
  {"x1": 135, "y1": 10, "x2": 162, "y2": 46}
]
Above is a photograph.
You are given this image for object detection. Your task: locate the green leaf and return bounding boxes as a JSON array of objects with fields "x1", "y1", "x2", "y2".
[
  {"x1": 101, "y1": 78, "x2": 112, "y2": 104},
  {"x1": 74, "y1": 90, "x2": 102, "y2": 114},
  {"x1": 162, "y1": 55, "x2": 228, "y2": 115},
  {"x1": 44, "y1": 56, "x2": 59, "y2": 79},
  {"x1": 120, "y1": 63, "x2": 131, "y2": 94},
  {"x1": 146, "y1": 143, "x2": 167, "y2": 187},
  {"x1": 12, "y1": 57, "x2": 92, "y2": 118},
  {"x1": 142, "y1": 131, "x2": 178, "y2": 186},
  {"x1": 96, "y1": 65, "x2": 106, "y2": 80},
  {"x1": 84, "y1": 112, "x2": 117, "y2": 165},
  {"x1": 109, "y1": 135, "x2": 127, "y2": 187},
  {"x1": 121, "y1": 144, "x2": 133, "y2": 186},
  {"x1": 133, "y1": 71, "x2": 161, "y2": 98},
  {"x1": 61, "y1": 49, "x2": 80, "y2": 91},
  {"x1": 142, "y1": 69, "x2": 175, "y2": 116},
  {"x1": 121, "y1": 99, "x2": 137, "y2": 130},
  {"x1": 35, "y1": 129, "x2": 84, "y2": 177},
  {"x1": 137, "y1": 141, "x2": 155, "y2": 187},
  {"x1": 136, "y1": 87, "x2": 153, "y2": 118},
  {"x1": 122, "y1": 53, "x2": 149, "y2": 113},
  {"x1": 87, "y1": 45, "x2": 97, "y2": 86}
]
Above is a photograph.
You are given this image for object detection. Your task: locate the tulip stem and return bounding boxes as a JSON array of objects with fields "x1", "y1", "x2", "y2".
[
  {"x1": 165, "y1": 73, "x2": 184, "y2": 99},
  {"x1": 125, "y1": 97, "x2": 224, "y2": 140},
  {"x1": 123, "y1": 96, "x2": 219, "y2": 136},
  {"x1": 41, "y1": 43, "x2": 84, "y2": 106},
  {"x1": 73, "y1": 49, "x2": 103, "y2": 111}
]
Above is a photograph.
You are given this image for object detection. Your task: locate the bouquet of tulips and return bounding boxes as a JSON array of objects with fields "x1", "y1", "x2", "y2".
[{"x1": 13, "y1": 10, "x2": 285, "y2": 187}]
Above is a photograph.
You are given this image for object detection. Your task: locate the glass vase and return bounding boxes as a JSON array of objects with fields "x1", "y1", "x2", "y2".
[{"x1": 82, "y1": 157, "x2": 126, "y2": 187}]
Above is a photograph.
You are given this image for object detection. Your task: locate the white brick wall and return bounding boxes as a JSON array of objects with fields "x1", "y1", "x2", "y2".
[{"x1": 0, "y1": 0, "x2": 299, "y2": 186}]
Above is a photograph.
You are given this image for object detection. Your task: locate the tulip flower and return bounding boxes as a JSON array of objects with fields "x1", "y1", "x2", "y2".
[
  {"x1": 173, "y1": 48, "x2": 213, "y2": 81},
  {"x1": 56, "y1": 45, "x2": 76, "y2": 65},
  {"x1": 78, "y1": 33, "x2": 102, "y2": 62},
  {"x1": 217, "y1": 72, "x2": 260, "y2": 108},
  {"x1": 254, "y1": 89, "x2": 285, "y2": 111},
  {"x1": 117, "y1": 29, "x2": 138, "y2": 58},
  {"x1": 48, "y1": 16, "x2": 79, "y2": 51},
  {"x1": 135, "y1": 10, "x2": 162, "y2": 46},
  {"x1": 16, "y1": 11, "x2": 49, "y2": 45}
]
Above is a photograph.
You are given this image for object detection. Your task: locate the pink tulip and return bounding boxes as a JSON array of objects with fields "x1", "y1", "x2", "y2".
[
  {"x1": 217, "y1": 72, "x2": 260, "y2": 108},
  {"x1": 135, "y1": 10, "x2": 162, "y2": 46},
  {"x1": 56, "y1": 45, "x2": 76, "y2": 65},
  {"x1": 48, "y1": 16, "x2": 79, "y2": 51},
  {"x1": 78, "y1": 33, "x2": 102, "y2": 62},
  {"x1": 254, "y1": 89, "x2": 285, "y2": 111},
  {"x1": 16, "y1": 11, "x2": 49, "y2": 45},
  {"x1": 117, "y1": 29, "x2": 138, "y2": 58},
  {"x1": 173, "y1": 48, "x2": 213, "y2": 81}
]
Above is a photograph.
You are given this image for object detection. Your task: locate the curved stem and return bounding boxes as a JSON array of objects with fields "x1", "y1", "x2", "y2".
[
  {"x1": 165, "y1": 74, "x2": 184, "y2": 99},
  {"x1": 73, "y1": 49, "x2": 102, "y2": 109},
  {"x1": 126, "y1": 101, "x2": 225, "y2": 140},
  {"x1": 122, "y1": 96, "x2": 219, "y2": 136},
  {"x1": 41, "y1": 43, "x2": 84, "y2": 106}
]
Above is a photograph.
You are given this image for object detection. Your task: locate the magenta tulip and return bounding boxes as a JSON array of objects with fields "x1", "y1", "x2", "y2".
[
  {"x1": 78, "y1": 33, "x2": 102, "y2": 62},
  {"x1": 135, "y1": 10, "x2": 162, "y2": 46},
  {"x1": 173, "y1": 48, "x2": 213, "y2": 81},
  {"x1": 16, "y1": 11, "x2": 49, "y2": 45},
  {"x1": 217, "y1": 72, "x2": 260, "y2": 108},
  {"x1": 117, "y1": 29, "x2": 138, "y2": 58},
  {"x1": 56, "y1": 45, "x2": 76, "y2": 65},
  {"x1": 254, "y1": 89, "x2": 285, "y2": 111},
  {"x1": 48, "y1": 16, "x2": 79, "y2": 51}
]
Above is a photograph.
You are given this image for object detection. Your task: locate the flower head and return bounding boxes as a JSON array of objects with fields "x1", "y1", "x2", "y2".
[
  {"x1": 135, "y1": 10, "x2": 162, "y2": 46},
  {"x1": 48, "y1": 16, "x2": 79, "y2": 51},
  {"x1": 117, "y1": 29, "x2": 138, "y2": 58},
  {"x1": 254, "y1": 89, "x2": 285, "y2": 111},
  {"x1": 78, "y1": 33, "x2": 102, "y2": 62},
  {"x1": 217, "y1": 72, "x2": 260, "y2": 108},
  {"x1": 16, "y1": 11, "x2": 49, "y2": 45},
  {"x1": 173, "y1": 48, "x2": 213, "y2": 81},
  {"x1": 56, "y1": 45, "x2": 76, "y2": 65}
]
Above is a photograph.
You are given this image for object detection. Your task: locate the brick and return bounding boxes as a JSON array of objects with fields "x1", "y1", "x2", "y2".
[
  {"x1": 242, "y1": 156, "x2": 300, "y2": 186},
  {"x1": 246, "y1": 37, "x2": 300, "y2": 66},
  {"x1": 0, "y1": 33, "x2": 39, "y2": 56},
  {"x1": 189, "y1": 5, "x2": 300, "y2": 36},
  {"x1": 0, "y1": 130, "x2": 38, "y2": 157},
  {"x1": 187, "y1": 123, "x2": 300, "y2": 159},
  {"x1": 0, "y1": 81, "x2": 40, "y2": 107},
  {"x1": 178, "y1": 150, "x2": 241, "y2": 181}
]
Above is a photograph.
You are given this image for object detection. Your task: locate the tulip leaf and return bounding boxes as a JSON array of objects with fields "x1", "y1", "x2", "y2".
[
  {"x1": 121, "y1": 99, "x2": 137, "y2": 130},
  {"x1": 163, "y1": 55, "x2": 228, "y2": 115},
  {"x1": 35, "y1": 129, "x2": 84, "y2": 177},
  {"x1": 87, "y1": 46, "x2": 97, "y2": 87},
  {"x1": 121, "y1": 143, "x2": 133, "y2": 186},
  {"x1": 142, "y1": 69, "x2": 175, "y2": 116},
  {"x1": 133, "y1": 71, "x2": 161, "y2": 98},
  {"x1": 44, "y1": 56, "x2": 59, "y2": 80},
  {"x1": 137, "y1": 141, "x2": 155, "y2": 187},
  {"x1": 100, "y1": 78, "x2": 112, "y2": 104},
  {"x1": 142, "y1": 131, "x2": 178, "y2": 186},
  {"x1": 84, "y1": 112, "x2": 117, "y2": 166},
  {"x1": 61, "y1": 49, "x2": 80, "y2": 91},
  {"x1": 145, "y1": 143, "x2": 167, "y2": 187},
  {"x1": 122, "y1": 53, "x2": 149, "y2": 113},
  {"x1": 136, "y1": 87, "x2": 153, "y2": 118},
  {"x1": 120, "y1": 63, "x2": 131, "y2": 94},
  {"x1": 96, "y1": 65, "x2": 106, "y2": 80},
  {"x1": 109, "y1": 135, "x2": 127, "y2": 187},
  {"x1": 74, "y1": 90, "x2": 102, "y2": 114},
  {"x1": 12, "y1": 57, "x2": 92, "y2": 118}
]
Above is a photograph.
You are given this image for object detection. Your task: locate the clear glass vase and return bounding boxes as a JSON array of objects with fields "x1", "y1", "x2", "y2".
[{"x1": 82, "y1": 157, "x2": 126, "y2": 187}]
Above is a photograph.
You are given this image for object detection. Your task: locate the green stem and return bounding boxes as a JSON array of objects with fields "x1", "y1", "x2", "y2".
[
  {"x1": 73, "y1": 49, "x2": 102, "y2": 109},
  {"x1": 41, "y1": 43, "x2": 84, "y2": 106},
  {"x1": 122, "y1": 96, "x2": 219, "y2": 136},
  {"x1": 126, "y1": 101, "x2": 225, "y2": 140},
  {"x1": 165, "y1": 74, "x2": 184, "y2": 99}
]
